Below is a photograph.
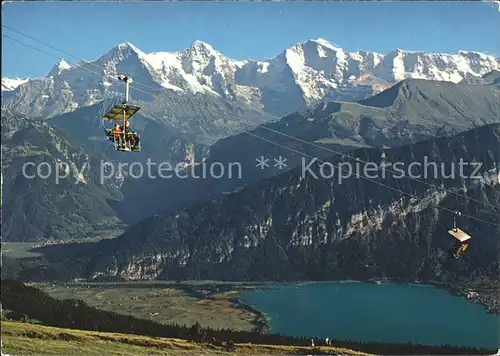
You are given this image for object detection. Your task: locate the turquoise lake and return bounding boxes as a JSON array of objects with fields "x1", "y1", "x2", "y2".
[{"x1": 240, "y1": 282, "x2": 499, "y2": 349}]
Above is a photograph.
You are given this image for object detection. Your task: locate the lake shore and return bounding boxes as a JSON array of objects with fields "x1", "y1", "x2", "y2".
[
  {"x1": 365, "y1": 278, "x2": 499, "y2": 315},
  {"x1": 230, "y1": 278, "x2": 499, "y2": 335},
  {"x1": 231, "y1": 294, "x2": 270, "y2": 334},
  {"x1": 232, "y1": 280, "x2": 499, "y2": 351},
  {"x1": 429, "y1": 281, "x2": 499, "y2": 315}
]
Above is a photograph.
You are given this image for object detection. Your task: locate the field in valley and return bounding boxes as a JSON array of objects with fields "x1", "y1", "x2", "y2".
[
  {"x1": 2, "y1": 242, "x2": 44, "y2": 259},
  {"x1": 35, "y1": 282, "x2": 260, "y2": 332}
]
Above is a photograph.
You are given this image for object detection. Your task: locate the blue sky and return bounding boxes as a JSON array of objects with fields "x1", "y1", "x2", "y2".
[{"x1": 2, "y1": 1, "x2": 499, "y2": 78}]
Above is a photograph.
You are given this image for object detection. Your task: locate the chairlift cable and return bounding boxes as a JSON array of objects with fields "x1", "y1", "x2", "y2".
[
  {"x1": 1, "y1": 33, "x2": 155, "y2": 100},
  {"x1": 5, "y1": 25, "x2": 496, "y2": 212},
  {"x1": 2, "y1": 24, "x2": 157, "y2": 92},
  {"x1": 3, "y1": 30, "x2": 500, "y2": 227},
  {"x1": 243, "y1": 131, "x2": 500, "y2": 229}
]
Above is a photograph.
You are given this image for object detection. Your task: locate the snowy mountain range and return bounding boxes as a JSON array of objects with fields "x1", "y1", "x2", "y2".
[
  {"x1": 1, "y1": 78, "x2": 29, "y2": 92},
  {"x1": 2, "y1": 38, "x2": 499, "y2": 119}
]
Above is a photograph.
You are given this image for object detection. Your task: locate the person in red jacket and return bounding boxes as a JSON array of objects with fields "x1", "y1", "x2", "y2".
[{"x1": 106, "y1": 123, "x2": 124, "y2": 149}]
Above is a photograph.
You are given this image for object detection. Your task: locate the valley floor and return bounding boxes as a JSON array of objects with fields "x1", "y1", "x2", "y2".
[
  {"x1": 35, "y1": 282, "x2": 262, "y2": 332},
  {"x1": 1, "y1": 321, "x2": 369, "y2": 356}
]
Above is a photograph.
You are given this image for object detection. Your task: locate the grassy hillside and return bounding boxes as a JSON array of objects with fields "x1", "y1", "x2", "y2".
[{"x1": 2, "y1": 321, "x2": 369, "y2": 356}]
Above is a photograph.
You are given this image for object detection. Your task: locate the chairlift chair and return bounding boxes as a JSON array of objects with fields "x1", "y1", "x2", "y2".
[
  {"x1": 448, "y1": 211, "x2": 472, "y2": 259},
  {"x1": 103, "y1": 75, "x2": 141, "y2": 152}
]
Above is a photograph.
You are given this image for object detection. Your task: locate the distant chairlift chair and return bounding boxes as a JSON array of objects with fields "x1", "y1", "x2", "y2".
[{"x1": 448, "y1": 211, "x2": 472, "y2": 259}]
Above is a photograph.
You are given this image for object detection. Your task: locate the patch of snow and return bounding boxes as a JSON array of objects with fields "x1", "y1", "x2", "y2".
[
  {"x1": 48, "y1": 60, "x2": 72, "y2": 77},
  {"x1": 182, "y1": 73, "x2": 209, "y2": 94},
  {"x1": 1, "y1": 77, "x2": 28, "y2": 91},
  {"x1": 58, "y1": 60, "x2": 71, "y2": 70},
  {"x1": 285, "y1": 47, "x2": 305, "y2": 72},
  {"x1": 312, "y1": 38, "x2": 341, "y2": 51},
  {"x1": 143, "y1": 52, "x2": 182, "y2": 72},
  {"x1": 258, "y1": 62, "x2": 270, "y2": 74},
  {"x1": 159, "y1": 81, "x2": 184, "y2": 92}
]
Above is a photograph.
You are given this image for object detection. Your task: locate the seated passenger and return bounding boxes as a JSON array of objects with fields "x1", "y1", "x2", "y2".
[
  {"x1": 124, "y1": 121, "x2": 140, "y2": 150},
  {"x1": 106, "y1": 123, "x2": 124, "y2": 148},
  {"x1": 449, "y1": 241, "x2": 469, "y2": 259}
]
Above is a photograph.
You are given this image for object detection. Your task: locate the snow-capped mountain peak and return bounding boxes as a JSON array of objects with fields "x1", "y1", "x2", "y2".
[
  {"x1": 96, "y1": 42, "x2": 145, "y2": 65},
  {"x1": 2, "y1": 39, "x2": 499, "y2": 118},
  {"x1": 112, "y1": 42, "x2": 141, "y2": 53},
  {"x1": 182, "y1": 40, "x2": 222, "y2": 67},
  {"x1": 188, "y1": 40, "x2": 217, "y2": 53},
  {"x1": 1, "y1": 78, "x2": 29, "y2": 92},
  {"x1": 310, "y1": 38, "x2": 342, "y2": 51},
  {"x1": 48, "y1": 60, "x2": 72, "y2": 77},
  {"x1": 457, "y1": 49, "x2": 488, "y2": 57},
  {"x1": 119, "y1": 41, "x2": 139, "y2": 50}
]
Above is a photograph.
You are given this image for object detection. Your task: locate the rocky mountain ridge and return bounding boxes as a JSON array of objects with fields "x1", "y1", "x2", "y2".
[
  {"x1": 14, "y1": 124, "x2": 500, "y2": 285},
  {"x1": 3, "y1": 39, "x2": 498, "y2": 119},
  {"x1": 3, "y1": 77, "x2": 499, "y2": 238},
  {"x1": 110, "y1": 78, "x2": 500, "y2": 224},
  {"x1": 1, "y1": 109, "x2": 126, "y2": 241}
]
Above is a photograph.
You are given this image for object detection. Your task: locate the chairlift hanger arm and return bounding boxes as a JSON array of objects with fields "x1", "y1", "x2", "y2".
[
  {"x1": 452, "y1": 210, "x2": 464, "y2": 230},
  {"x1": 118, "y1": 74, "x2": 133, "y2": 103},
  {"x1": 103, "y1": 75, "x2": 139, "y2": 121},
  {"x1": 449, "y1": 210, "x2": 472, "y2": 242}
]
